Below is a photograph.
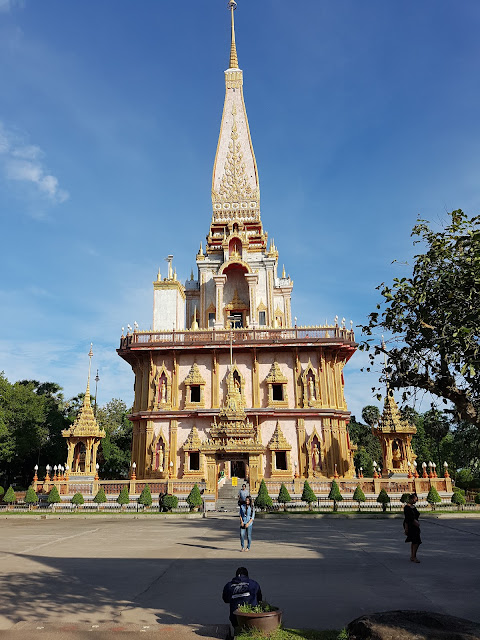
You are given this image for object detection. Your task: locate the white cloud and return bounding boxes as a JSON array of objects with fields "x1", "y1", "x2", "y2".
[
  {"x1": 0, "y1": 121, "x2": 69, "y2": 204},
  {"x1": 0, "y1": 0, "x2": 23, "y2": 13}
]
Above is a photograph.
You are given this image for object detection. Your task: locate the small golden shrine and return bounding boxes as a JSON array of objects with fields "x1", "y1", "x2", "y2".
[
  {"x1": 373, "y1": 387, "x2": 417, "y2": 476},
  {"x1": 62, "y1": 345, "x2": 106, "y2": 476}
]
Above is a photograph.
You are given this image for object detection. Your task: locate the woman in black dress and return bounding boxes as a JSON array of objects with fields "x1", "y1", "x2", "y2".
[{"x1": 404, "y1": 492, "x2": 421, "y2": 563}]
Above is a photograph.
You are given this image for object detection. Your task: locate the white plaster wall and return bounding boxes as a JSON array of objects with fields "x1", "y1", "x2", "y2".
[{"x1": 153, "y1": 289, "x2": 185, "y2": 331}]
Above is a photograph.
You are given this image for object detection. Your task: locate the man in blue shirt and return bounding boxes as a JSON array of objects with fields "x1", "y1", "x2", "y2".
[{"x1": 222, "y1": 567, "x2": 263, "y2": 627}]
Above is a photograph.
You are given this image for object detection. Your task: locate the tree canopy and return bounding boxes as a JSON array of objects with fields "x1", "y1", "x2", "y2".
[{"x1": 361, "y1": 210, "x2": 480, "y2": 427}]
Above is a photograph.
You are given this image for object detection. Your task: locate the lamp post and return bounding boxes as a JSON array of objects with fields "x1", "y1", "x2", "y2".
[
  {"x1": 422, "y1": 462, "x2": 427, "y2": 478},
  {"x1": 45, "y1": 465, "x2": 51, "y2": 482},
  {"x1": 95, "y1": 463, "x2": 99, "y2": 481},
  {"x1": 444, "y1": 461, "x2": 449, "y2": 478},
  {"x1": 373, "y1": 461, "x2": 378, "y2": 479},
  {"x1": 433, "y1": 462, "x2": 437, "y2": 478},
  {"x1": 65, "y1": 464, "x2": 70, "y2": 482},
  {"x1": 53, "y1": 465, "x2": 58, "y2": 481},
  {"x1": 33, "y1": 465, "x2": 38, "y2": 483},
  {"x1": 131, "y1": 462, "x2": 137, "y2": 481},
  {"x1": 334, "y1": 463, "x2": 339, "y2": 479},
  {"x1": 413, "y1": 460, "x2": 419, "y2": 478},
  {"x1": 428, "y1": 461, "x2": 433, "y2": 478},
  {"x1": 359, "y1": 467, "x2": 363, "y2": 478},
  {"x1": 169, "y1": 460, "x2": 174, "y2": 478},
  {"x1": 407, "y1": 461, "x2": 412, "y2": 478}
]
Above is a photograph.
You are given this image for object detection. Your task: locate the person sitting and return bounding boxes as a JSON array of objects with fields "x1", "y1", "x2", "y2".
[{"x1": 222, "y1": 566, "x2": 263, "y2": 628}]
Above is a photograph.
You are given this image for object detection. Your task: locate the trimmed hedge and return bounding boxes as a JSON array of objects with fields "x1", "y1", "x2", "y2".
[
  {"x1": 93, "y1": 488, "x2": 107, "y2": 504},
  {"x1": 25, "y1": 487, "x2": 39, "y2": 505},
  {"x1": 117, "y1": 486, "x2": 130, "y2": 505},
  {"x1": 301, "y1": 481, "x2": 317, "y2": 506},
  {"x1": 71, "y1": 493, "x2": 84, "y2": 506},
  {"x1": 3, "y1": 486, "x2": 16, "y2": 504},
  {"x1": 48, "y1": 486, "x2": 61, "y2": 504},
  {"x1": 255, "y1": 479, "x2": 273, "y2": 510},
  {"x1": 376, "y1": 488, "x2": 390, "y2": 512},
  {"x1": 352, "y1": 485, "x2": 366, "y2": 509},
  {"x1": 138, "y1": 484, "x2": 153, "y2": 506},
  {"x1": 160, "y1": 494, "x2": 178, "y2": 511},
  {"x1": 328, "y1": 481, "x2": 343, "y2": 512},
  {"x1": 278, "y1": 483, "x2": 291, "y2": 505},
  {"x1": 186, "y1": 484, "x2": 202, "y2": 510}
]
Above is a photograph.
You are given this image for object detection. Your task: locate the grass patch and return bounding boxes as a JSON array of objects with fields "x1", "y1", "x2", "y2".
[{"x1": 235, "y1": 628, "x2": 345, "y2": 640}]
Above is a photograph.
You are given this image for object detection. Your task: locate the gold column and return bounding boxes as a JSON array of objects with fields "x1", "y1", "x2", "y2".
[
  {"x1": 245, "y1": 273, "x2": 258, "y2": 326},
  {"x1": 294, "y1": 350, "x2": 300, "y2": 408},
  {"x1": 172, "y1": 353, "x2": 179, "y2": 409},
  {"x1": 267, "y1": 269, "x2": 274, "y2": 326},
  {"x1": 169, "y1": 419, "x2": 178, "y2": 478},
  {"x1": 323, "y1": 419, "x2": 333, "y2": 476},
  {"x1": 252, "y1": 348, "x2": 259, "y2": 408},
  {"x1": 212, "y1": 351, "x2": 219, "y2": 408},
  {"x1": 205, "y1": 454, "x2": 217, "y2": 495},
  {"x1": 296, "y1": 418, "x2": 306, "y2": 478},
  {"x1": 319, "y1": 352, "x2": 328, "y2": 408},
  {"x1": 145, "y1": 421, "x2": 154, "y2": 477},
  {"x1": 85, "y1": 437, "x2": 92, "y2": 473}
]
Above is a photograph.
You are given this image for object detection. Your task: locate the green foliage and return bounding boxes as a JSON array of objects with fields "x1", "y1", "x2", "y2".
[
  {"x1": 426, "y1": 486, "x2": 441, "y2": 509},
  {"x1": 255, "y1": 479, "x2": 273, "y2": 510},
  {"x1": 361, "y1": 210, "x2": 480, "y2": 427},
  {"x1": 328, "y1": 481, "x2": 343, "y2": 511},
  {"x1": 455, "y1": 468, "x2": 474, "y2": 488},
  {"x1": 96, "y1": 399, "x2": 133, "y2": 479},
  {"x1": 71, "y1": 492, "x2": 84, "y2": 506},
  {"x1": 0, "y1": 486, "x2": 4, "y2": 497},
  {"x1": 3, "y1": 486, "x2": 16, "y2": 504},
  {"x1": 451, "y1": 491, "x2": 466, "y2": 508},
  {"x1": 362, "y1": 406, "x2": 380, "y2": 427},
  {"x1": 352, "y1": 485, "x2": 366, "y2": 504},
  {"x1": 400, "y1": 493, "x2": 411, "y2": 504},
  {"x1": 348, "y1": 413, "x2": 381, "y2": 478},
  {"x1": 138, "y1": 484, "x2": 153, "y2": 506},
  {"x1": 452, "y1": 485, "x2": 465, "y2": 495},
  {"x1": 278, "y1": 483, "x2": 291, "y2": 504},
  {"x1": 301, "y1": 480, "x2": 317, "y2": 505},
  {"x1": 186, "y1": 484, "x2": 202, "y2": 509},
  {"x1": 376, "y1": 488, "x2": 390, "y2": 512},
  {"x1": 117, "y1": 486, "x2": 130, "y2": 505},
  {"x1": 47, "y1": 485, "x2": 61, "y2": 504},
  {"x1": 475, "y1": 493, "x2": 480, "y2": 504},
  {"x1": 24, "y1": 487, "x2": 38, "y2": 504},
  {"x1": 237, "y1": 602, "x2": 278, "y2": 613},
  {"x1": 160, "y1": 494, "x2": 178, "y2": 511},
  {"x1": 93, "y1": 488, "x2": 107, "y2": 504}
]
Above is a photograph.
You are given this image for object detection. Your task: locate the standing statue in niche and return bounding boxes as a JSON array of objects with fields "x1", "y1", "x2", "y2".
[
  {"x1": 157, "y1": 444, "x2": 164, "y2": 472},
  {"x1": 308, "y1": 377, "x2": 316, "y2": 404},
  {"x1": 313, "y1": 443, "x2": 320, "y2": 472},
  {"x1": 160, "y1": 380, "x2": 167, "y2": 404}
]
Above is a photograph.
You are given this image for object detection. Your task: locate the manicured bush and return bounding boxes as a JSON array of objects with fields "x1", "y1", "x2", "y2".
[
  {"x1": 426, "y1": 486, "x2": 441, "y2": 510},
  {"x1": 376, "y1": 488, "x2": 390, "y2": 512},
  {"x1": 277, "y1": 483, "x2": 291, "y2": 509},
  {"x1": 400, "y1": 492, "x2": 411, "y2": 504},
  {"x1": 3, "y1": 486, "x2": 16, "y2": 505},
  {"x1": 186, "y1": 484, "x2": 202, "y2": 510},
  {"x1": 451, "y1": 491, "x2": 466, "y2": 510},
  {"x1": 301, "y1": 480, "x2": 317, "y2": 510},
  {"x1": 160, "y1": 494, "x2": 178, "y2": 512},
  {"x1": 71, "y1": 493, "x2": 84, "y2": 507},
  {"x1": 352, "y1": 485, "x2": 366, "y2": 511},
  {"x1": 138, "y1": 484, "x2": 153, "y2": 507},
  {"x1": 255, "y1": 479, "x2": 273, "y2": 510},
  {"x1": 25, "y1": 487, "x2": 39, "y2": 506},
  {"x1": 93, "y1": 488, "x2": 107, "y2": 504},
  {"x1": 328, "y1": 480, "x2": 343, "y2": 512},
  {"x1": 117, "y1": 486, "x2": 130, "y2": 505},
  {"x1": 48, "y1": 485, "x2": 61, "y2": 505},
  {"x1": 452, "y1": 485, "x2": 465, "y2": 495},
  {"x1": 475, "y1": 493, "x2": 480, "y2": 505},
  {"x1": 0, "y1": 486, "x2": 4, "y2": 498}
]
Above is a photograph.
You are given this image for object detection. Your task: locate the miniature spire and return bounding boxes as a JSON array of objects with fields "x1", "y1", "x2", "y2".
[
  {"x1": 85, "y1": 343, "x2": 93, "y2": 405},
  {"x1": 228, "y1": 1, "x2": 239, "y2": 69},
  {"x1": 282, "y1": 264, "x2": 286, "y2": 278}
]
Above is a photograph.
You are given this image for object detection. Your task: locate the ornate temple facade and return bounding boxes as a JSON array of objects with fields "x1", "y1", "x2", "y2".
[{"x1": 117, "y1": 2, "x2": 357, "y2": 495}]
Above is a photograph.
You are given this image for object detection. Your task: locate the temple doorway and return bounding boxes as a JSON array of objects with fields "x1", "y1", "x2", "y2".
[{"x1": 231, "y1": 459, "x2": 246, "y2": 478}]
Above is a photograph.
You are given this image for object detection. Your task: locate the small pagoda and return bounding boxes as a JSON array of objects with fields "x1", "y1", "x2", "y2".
[{"x1": 62, "y1": 345, "x2": 106, "y2": 476}]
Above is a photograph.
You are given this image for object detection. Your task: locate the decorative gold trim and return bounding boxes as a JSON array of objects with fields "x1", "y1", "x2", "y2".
[
  {"x1": 301, "y1": 359, "x2": 321, "y2": 408},
  {"x1": 184, "y1": 363, "x2": 206, "y2": 409},
  {"x1": 265, "y1": 361, "x2": 289, "y2": 408}
]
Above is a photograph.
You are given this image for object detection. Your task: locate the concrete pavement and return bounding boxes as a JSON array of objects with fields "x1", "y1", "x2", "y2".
[{"x1": 0, "y1": 514, "x2": 479, "y2": 637}]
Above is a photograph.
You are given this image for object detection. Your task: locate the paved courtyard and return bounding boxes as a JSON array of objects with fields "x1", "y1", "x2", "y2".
[{"x1": 0, "y1": 514, "x2": 479, "y2": 636}]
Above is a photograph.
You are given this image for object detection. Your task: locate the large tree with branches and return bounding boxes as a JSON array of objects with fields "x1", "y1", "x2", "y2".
[{"x1": 361, "y1": 210, "x2": 480, "y2": 427}]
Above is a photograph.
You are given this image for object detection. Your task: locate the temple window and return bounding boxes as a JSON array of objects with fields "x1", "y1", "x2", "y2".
[
  {"x1": 190, "y1": 452, "x2": 200, "y2": 471},
  {"x1": 265, "y1": 361, "x2": 288, "y2": 408},
  {"x1": 208, "y1": 312, "x2": 215, "y2": 327},
  {"x1": 275, "y1": 451, "x2": 287, "y2": 471},
  {"x1": 183, "y1": 363, "x2": 206, "y2": 409},
  {"x1": 259, "y1": 311, "x2": 266, "y2": 326},
  {"x1": 190, "y1": 385, "x2": 201, "y2": 403},
  {"x1": 272, "y1": 384, "x2": 283, "y2": 401}
]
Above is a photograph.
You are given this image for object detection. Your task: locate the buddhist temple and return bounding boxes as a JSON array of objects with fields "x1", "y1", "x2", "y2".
[{"x1": 117, "y1": 1, "x2": 358, "y2": 496}]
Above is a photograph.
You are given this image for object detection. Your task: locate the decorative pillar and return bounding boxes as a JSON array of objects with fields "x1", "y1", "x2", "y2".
[
  {"x1": 296, "y1": 418, "x2": 307, "y2": 478},
  {"x1": 245, "y1": 273, "x2": 259, "y2": 327},
  {"x1": 169, "y1": 419, "x2": 178, "y2": 478},
  {"x1": 252, "y1": 348, "x2": 259, "y2": 408},
  {"x1": 212, "y1": 351, "x2": 219, "y2": 408},
  {"x1": 213, "y1": 275, "x2": 227, "y2": 328}
]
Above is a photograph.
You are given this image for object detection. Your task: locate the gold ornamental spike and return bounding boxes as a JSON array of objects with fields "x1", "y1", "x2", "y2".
[{"x1": 228, "y1": 1, "x2": 239, "y2": 69}]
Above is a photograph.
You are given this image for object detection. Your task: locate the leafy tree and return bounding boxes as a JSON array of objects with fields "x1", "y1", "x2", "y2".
[
  {"x1": 3, "y1": 486, "x2": 16, "y2": 504},
  {"x1": 301, "y1": 480, "x2": 317, "y2": 510},
  {"x1": 348, "y1": 414, "x2": 382, "y2": 476},
  {"x1": 328, "y1": 480, "x2": 343, "y2": 512},
  {"x1": 25, "y1": 487, "x2": 38, "y2": 506},
  {"x1": 475, "y1": 493, "x2": 480, "y2": 505},
  {"x1": 138, "y1": 484, "x2": 153, "y2": 507},
  {"x1": 451, "y1": 491, "x2": 466, "y2": 510},
  {"x1": 255, "y1": 479, "x2": 273, "y2": 510},
  {"x1": 71, "y1": 492, "x2": 84, "y2": 507},
  {"x1": 48, "y1": 485, "x2": 61, "y2": 505},
  {"x1": 361, "y1": 210, "x2": 480, "y2": 427},
  {"x1": 117, "y1": 486, "x2": 130, "y2": 506},
  {"x1": 362, "y1": 406, "x2": 381, "y2": 427},
  {"x1": 93, "y1": 488, "x2": 107, "y2": 504},
  {"x1": 0, "y1": 486, "x2": 4, "y2": 498},
  {"x1": 400, "y1": 493, "x2": 411, "y2": 504},
  {"x1": 376, "y1": 488, "x2": 390, "y2": 512},
  {"x1": 186, "y1": 484, "x2": 202, "y2": 510},
  {"x1": 160, "y1": 494, "x2": 178, "y2": 512},
  {"x1": 96, "y1": 399, "x2": 133, "y2": 479},
  {"x1": 455, "y1": 468, "x2": 474, "y2": 489},
  {"x1": 426, "y1": 486, "x2": 441, "y2": 510},
  {"x1": 277, "y1": 483, "x2": 291, "y2": 509},
  {"x1": 352, "y1": 485, "x2": 366, "y2": 512}
]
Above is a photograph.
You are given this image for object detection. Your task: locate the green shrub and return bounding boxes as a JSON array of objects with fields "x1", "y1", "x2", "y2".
[
  {"x1": 475, "y1": 493, "x2": 480, "y2": 505},
  {"x1": 400, "y1": 492, "x2": 411, "y2": 504},
  {"x1": 25, "y1": 487, "x2": 39, "y2": 505},
  {"x1": 48, "y1": 486, "x2": 61, "y2": 505},
  {"x1": 3, "y1": 486, "x2": 16, "y2": 504},
  {"x1": 186, "y1": 484, "x2": 202, "y2": 510},
  {"x1": 376, "y1": 488, "x2": 390, "y2": 512},
  {"x1": 71, "y1": 493, "x2": 84, "y2": 506},
  {"x1": 426, "y1": 486, "x2": 441, "y2": 509},
  {"x1": 301, "y1": 480, "x2": 317, "y2": 509},
  {"x1": 352, "y1": 485, "x2": 366, "y2": 511},
  {"x1": 93, "y1": 488, "x2": 107, "y2": 504},
  {"x1": 452, "y1": 485, "x2": 465, "y2": 495},
  {"x1": 277, "y1": 483, "x2": 291, "y2": 508},
  {"x1": 0, "y1": 486, "x2": 4, "y2": 498},
  {"x1": 117, "y1": 486, "x2": 130, "y2": 505},
  {"x1": 328, "y1": 480, "x2": 343, "y2": 512},
  {"x1": 160, "y1": 494, "x2": 178, "y2": 511},
  {"x1": 255, "y1": 479, "x2": 273, "y2": 510},
  {"x1": 451, "y1": 491, "x2": 466, "y2": 509},
  {"x1": 138, "y1": 484, "x2": 153, "y2": 506}
]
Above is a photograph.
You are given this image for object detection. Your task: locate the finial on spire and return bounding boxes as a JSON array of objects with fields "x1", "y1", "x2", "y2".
[
  {"x1": 228, "y1": 1, "x2": 239, "y2": 69},
  {"x1": 86, "y1": 343, "x2": 93, "y2": 402}
]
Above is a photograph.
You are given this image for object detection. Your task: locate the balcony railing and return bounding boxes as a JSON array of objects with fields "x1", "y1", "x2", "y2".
[{"x1": 119, "y1": 326, "x2": 356, "y2": 350}]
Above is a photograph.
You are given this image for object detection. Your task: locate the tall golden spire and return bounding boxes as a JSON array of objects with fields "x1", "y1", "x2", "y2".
[
  {"x1": 85, "y1": 343, "x2": 93, "y2": 405},
  {"x1": 228, "y1": 1, "x2": 239, "y2": 69}
]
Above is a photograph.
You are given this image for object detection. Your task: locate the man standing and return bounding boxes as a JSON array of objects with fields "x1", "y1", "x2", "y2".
[
  {"x1": 222, "y1": 567, "x2": 263, "y2": 627},
  {"x1": 238, "y1": 483, "x2": 248, "y2": 505}
]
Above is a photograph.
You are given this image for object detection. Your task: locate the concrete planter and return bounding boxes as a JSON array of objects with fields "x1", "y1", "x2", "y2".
[{"x1": 233, "y1": 608, "x2": 282, "y2": 633}]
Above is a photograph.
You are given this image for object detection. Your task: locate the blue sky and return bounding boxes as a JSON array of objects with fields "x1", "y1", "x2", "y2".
[{"x1": 1, "y1": 0, "x2": 479, "y2": 420}]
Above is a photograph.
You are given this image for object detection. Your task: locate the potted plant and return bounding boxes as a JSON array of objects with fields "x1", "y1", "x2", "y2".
[{"x1": 234, "y1": 602, "x2": 282, "y2": 633}]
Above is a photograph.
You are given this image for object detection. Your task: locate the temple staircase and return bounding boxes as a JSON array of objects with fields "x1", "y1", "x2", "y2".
[{"x1": 216, "y1": 479, "x2": 249, "y2": 512}]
